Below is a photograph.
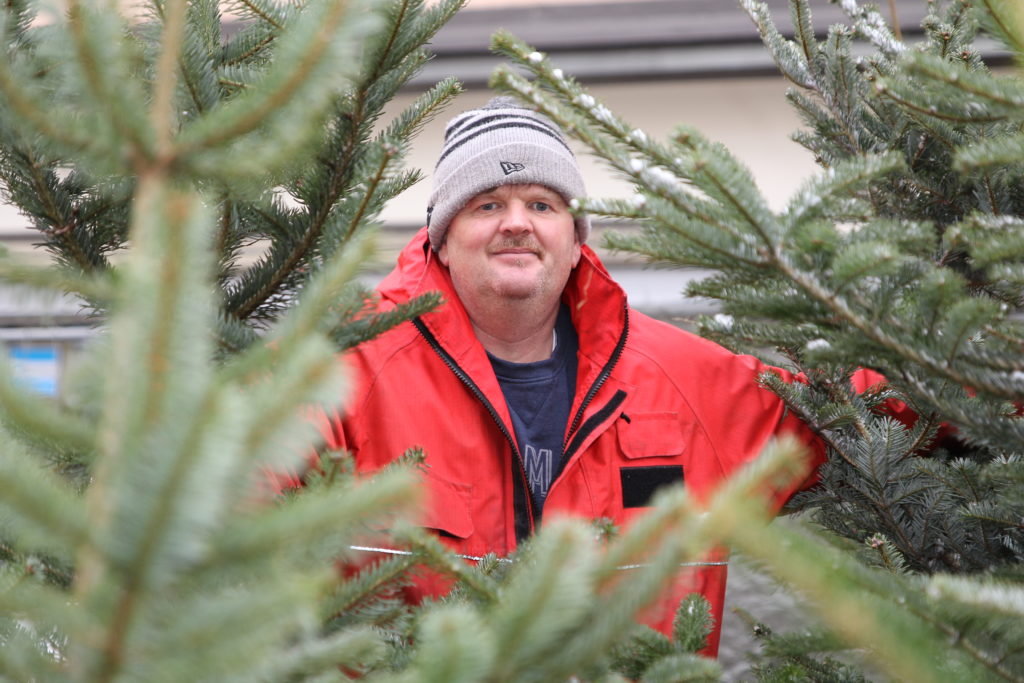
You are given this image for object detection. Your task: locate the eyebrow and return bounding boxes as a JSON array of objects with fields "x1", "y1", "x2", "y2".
[{"x1": 471, "y1": 187, "x2": 563, "y2": 203}]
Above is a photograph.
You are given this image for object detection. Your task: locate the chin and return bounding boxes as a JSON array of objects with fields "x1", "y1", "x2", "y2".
[{"x1": 493, "y1": 283, "x2": 540, "y2": 300}]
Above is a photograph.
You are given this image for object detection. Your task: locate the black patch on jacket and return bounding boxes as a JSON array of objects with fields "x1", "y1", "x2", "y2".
[{"x1": 620, "y1": 466, "x2": 684, "y2": 508}]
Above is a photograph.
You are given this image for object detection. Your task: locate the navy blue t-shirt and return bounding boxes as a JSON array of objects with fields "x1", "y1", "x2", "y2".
[{"x1": 489, "y1": 305, "x2": 579, "y2": 511}]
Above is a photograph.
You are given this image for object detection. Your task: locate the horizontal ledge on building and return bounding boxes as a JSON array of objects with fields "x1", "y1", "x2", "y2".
[
  {"x1": 0, "y1": 324, "x2": 95, "y2": 341},
  {"x1": 410, "y1": 35, "x2": 1012, "y2": 89}
]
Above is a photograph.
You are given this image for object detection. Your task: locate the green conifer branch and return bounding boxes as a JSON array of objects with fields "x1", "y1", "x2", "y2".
[
  {"x1": 0, "y1": 55, "x2": 94, "y2": 154},
  {"x1": 150, "y1": 0, "x2": 188, "y2": 159},
  {"x1": 322, "y1": 553, "x2": 418, "y2": 622},
  {"x1": 976, "y1": 0, "x2": 1024, "y2": 65},
  {"x1": 494, "y1": 37, "x2": 1018, "y2": 403},
  {"x1": 397, "y1": 528, "x2": 500, "y2": 602},
  {"x1": 740, "y1": 0, "x2": 816, "y2": 88},
  {"x1": 790, "y1": 0, "x2": 818, "y2": 69},
  {"x1": 0, "y1": 260, "x2": 112, "y2": 303},
  {"x1": 877, "y1": 82, "x2": 1009, "y2": 124},
  {"x1": 729, "y1": 515, "x2": 994, "y2": 680},
  {"x1": 176, "y1": 0, "x2": 354, "y2": 156},
  {"x1": 168, "y1": 9, "x2": 216, "y2": 121},
  {"x1": 253, "y1": 627, "x2": 385, "y2": 681},
  {"x1": 955, "y1": 131, "x2": 1024, "y2": 170},
  {"x1": 65, "y1": 0, "x2": 154, "y2": 167},
  {"x1": 0, "y1": 435, "x2": 89, "y2": 561},
  {"x1": 90, "y1": 387, "x2": 223, "y2": 682},
  {"x1": 17, "y1": 152, "x2": 97, "y2": 272},
  {"x1": 0, "y1": 1, "x2": 479, "y2": 678},
  {"x1": 228, "y1": 2, "x2": 461, "y2": 322},
  {"x1": 230, "y1": 145, "x2": 395, "y2": 320},
  {"x1": 779, "y1": 260, "x2": 1013, "y2": 399},
  {"x1": 233, "y1": 0, "x2": 286, "y2": 30},
  {"x1": 0, "y1": 362, "x2": 94, "y2": 455},
  {"x1": 210, "y1": 469, "x2": 418, "y2": 572}
]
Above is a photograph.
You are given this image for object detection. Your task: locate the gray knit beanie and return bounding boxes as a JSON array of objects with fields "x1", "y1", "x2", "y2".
[{"x1": 427, "y1": 96, "x2": 590, "y2": 251}]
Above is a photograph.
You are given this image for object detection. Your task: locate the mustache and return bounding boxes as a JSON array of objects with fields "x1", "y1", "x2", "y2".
[{"x1": 489, "y1": 236, "x2": 542, "y2": 254}]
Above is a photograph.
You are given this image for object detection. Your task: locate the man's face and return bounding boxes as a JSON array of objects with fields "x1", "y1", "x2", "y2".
[{"x1": 438, "y1": 184, "x2": 581, "y2": 310}]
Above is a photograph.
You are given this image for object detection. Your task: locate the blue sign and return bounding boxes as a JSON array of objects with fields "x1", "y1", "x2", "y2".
[{"x1": 8, "y1": 346, "x2": 60, "y2": 397}]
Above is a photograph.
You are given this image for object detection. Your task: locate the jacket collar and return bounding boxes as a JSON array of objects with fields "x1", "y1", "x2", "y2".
[{"x1": 378, "y1": 227, "x2": 629, "y2": 369}]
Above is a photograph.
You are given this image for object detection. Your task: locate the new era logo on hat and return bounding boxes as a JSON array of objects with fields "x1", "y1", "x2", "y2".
[{"x1": 500, "y1": 161, "x2": 525, "y2": 175}]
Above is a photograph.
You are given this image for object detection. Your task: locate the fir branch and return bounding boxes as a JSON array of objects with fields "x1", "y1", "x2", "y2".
[
  {"x1": 0, "y1": 539, "x2": 75, "y2": 587},
  {"x1": 89, "y1": 381, "x2": 223, "y2": 683},
  {"x1": 0, "y1": 361, "x2": 95, "y2": 455},
  {"x1": 254, "y1": 627, "x2": 385, "y2": 680},
  {"x1": 775, "y1": 258, "x2": 1018, "y2": 401},
  {"x1": 231, "y1": 0, "x2": 286, "y2": 30},
  {"x1": 337, "y1": 141, "x2": 397, "y2": 247},
  {"x1": 219, "y1": 32, "x2": 274, "y2": 69},
  {"x1": 228, "y1": 1, "x2": 459, "y2": 321},
  {"x1": 835, "y1": 0, "x2": 906, "y2": 57},
  {"x1": 975, "y1": 0, "x2": 1024, "y2": 64},
  {"x1": 0, "y1": 435, "x2": 90, "y2": 561},
  {"x1": 790, "y1": 0, "x2": 818, "y2": 69},
  {"x1": 65, "y1": 0, "x2": 154, "y2": 166},
  {"x1": 0, "y1": 49, "x2": 94, "y2": 154},
  {"x1": 172, "y1": 6, "x2": 219, "y2": 119},
  {"x1": 741, "y1": 0, "x2": 816, "y2": 89},
  {"x1": 905, "y1": 53, "x2": 1024, "y2": 114},
  {"x1": 0, "y1": 260, "x2": 112, "y2": 303},
  {"x1": 396, "y1": 529, "x2": 500, "y2": 603},
  {"x1": 176, "y1": 0, "x2": 353, "y2": 155},
  {"x1": 876, "y1": 82, "x2": 1008, "y2": 125},
  {"x1": 150, "y1": 0, "x2": 188, "y2": 158},
  {"x1": 383, "y1": 75, "x2": 463, "y2": 143},
  {"x1": 216, "y1": 76, "x2": 247, "y2": 91},
  {"x1": 955, "y1": 131, "x2": 1024, "y2": 171},
  {"x1": 674, "y1": 129, "x2": 779, "y2": 244},
  {"x1": 905, "y1": 596, "x2": 1024, "y2": 682},
  {"x1": 18, "y1": 155, "x2": 95, "y2": 272},
  {"x1": 369, "y1": 0, "x2": 414, "y2": 83},
  {"x1": 232, "y1": 143, "x2": 396, "y2": 320}
]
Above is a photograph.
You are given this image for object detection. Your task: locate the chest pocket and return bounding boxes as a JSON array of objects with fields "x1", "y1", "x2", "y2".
[
  {"x1": 618, "y1": 411, "x2": 690, "y2": 459},
  {"x1": 617, "y1": 412, "x2": 691, "y2": 508}
]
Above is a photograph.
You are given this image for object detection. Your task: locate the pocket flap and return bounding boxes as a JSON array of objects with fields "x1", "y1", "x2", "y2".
[
  {"x1": 419, "y1": 474, "x2": 475, "y2": 540},
  {"x1": 618, "y1": 412, "x2": 689, "y2": 459}
]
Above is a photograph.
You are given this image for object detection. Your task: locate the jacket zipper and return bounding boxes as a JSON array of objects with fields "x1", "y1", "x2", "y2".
[
  {"x1": 413, "y1": 318, "x2": 535, "y2": 543},
  {"x1": 562, "y1": 305, "x2": 630, "y2": 461},
  {"x1": 413, "y1": 303, "x2": 629, "y2": 543}
]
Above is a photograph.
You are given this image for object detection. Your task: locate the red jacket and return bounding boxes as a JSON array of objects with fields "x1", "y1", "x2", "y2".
[{"x1": 321, "y1": 228, "x2": 834, "y2": 656}]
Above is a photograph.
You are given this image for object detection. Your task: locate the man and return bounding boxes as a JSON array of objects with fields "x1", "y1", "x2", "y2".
[{"x1": 315, "y1": 97, "x2": 881, "y2": 656}]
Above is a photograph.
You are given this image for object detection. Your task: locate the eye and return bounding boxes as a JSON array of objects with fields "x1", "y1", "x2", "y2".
[
  {"x1": 531, "y1": 201, "x2": 552, "y2": 212},
  {"x1": 478, "y1": 201, "x2": 499, "y2": 211}
]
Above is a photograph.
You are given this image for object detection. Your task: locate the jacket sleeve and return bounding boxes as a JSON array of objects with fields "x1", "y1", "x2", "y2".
[
  {"x1": 709, "y1": 360, "x2": 921, "y2": 512},
  {"x1": 678, "y1": 347, "x2": 822, "y2": 512},
  {"x1": 260, "y1": 404, "x2": 348, "y2": 496}
]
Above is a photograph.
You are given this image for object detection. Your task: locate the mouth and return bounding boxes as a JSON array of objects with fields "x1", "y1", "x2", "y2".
[
  {"x1": 490, "y1": 248, "x2": 541, "y2": 265},
  {"x1": 493, "y1": 248, "x2": 538, "y2": 256}
]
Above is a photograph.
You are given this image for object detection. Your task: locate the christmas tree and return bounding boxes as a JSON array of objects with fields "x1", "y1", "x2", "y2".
[
  {"x1": 0, "y1": 0, "x2": 808, "y2": 680},
  {"x1": 491, "y1": 0, "x2": 1023, "y2": 678},
  {"x1": 0, "y1": 0, "x2": 462, "y2": 678},
  {"x1": 4, "y1": 0, "x2": 1023, "y2": 679}
]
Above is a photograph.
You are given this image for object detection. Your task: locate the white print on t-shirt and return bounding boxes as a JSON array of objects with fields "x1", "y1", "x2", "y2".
[{"x1": 524, "y1": 444, "x2": 555, "y2": 496}]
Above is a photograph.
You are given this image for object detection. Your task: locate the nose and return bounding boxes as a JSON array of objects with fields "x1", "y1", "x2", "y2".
[{"x1": 498, "y1": 200, "x2": 532, "y2": 235}]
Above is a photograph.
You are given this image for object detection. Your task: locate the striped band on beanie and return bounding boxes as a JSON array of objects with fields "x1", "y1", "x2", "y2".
[{"x1": 426, "y1": 96, "x2": 590, "y2": 251}]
